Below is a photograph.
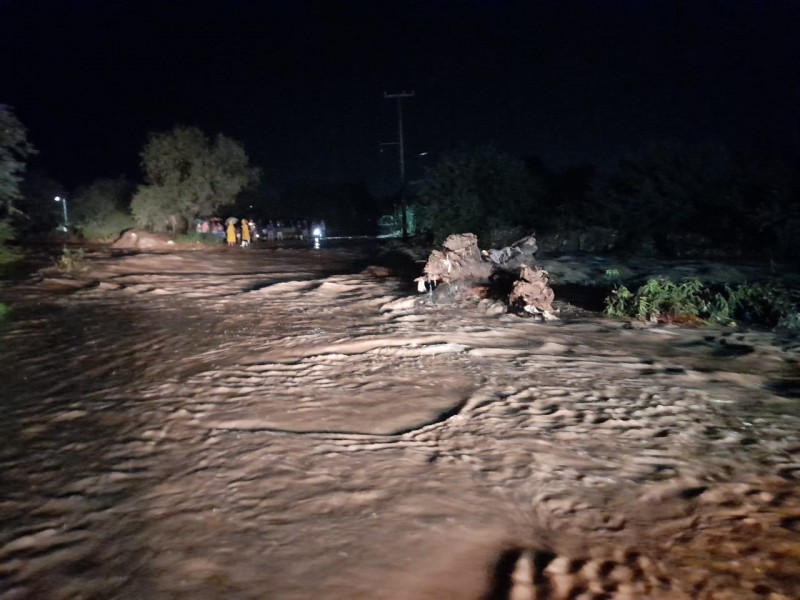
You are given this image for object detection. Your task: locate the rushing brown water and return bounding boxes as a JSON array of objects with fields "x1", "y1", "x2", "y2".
[{"x1": 0, "y1": 246, "x2": 799, "y2": 599}]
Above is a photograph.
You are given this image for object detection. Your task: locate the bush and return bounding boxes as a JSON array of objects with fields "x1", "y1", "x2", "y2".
[
  {"x1": 72, "y1": 177, "x2": 135, "y2": 241},
  {"x1": 589, "y1": 142, "x2": 741, "y2": 255},
  {"x1": 605, "y1": 276, "x2": 710, "y2": 324},
  {"x1": 174, "y1": 232, "x2": 221, "y2": 246},
  {"x1": 0, "y1": 220, "x2": 21, "y2": 265},
  {"x1": 604, "y1": 272, "x2": 800, "y2": 330},
  {"x1": 78, "y1": 210, "x2": 136, "y2": 241},
  {"x1": 725, "y1": 283, "x2": 799, "y2": 328},
  {"x1": 415, "y1": 147, "x2": 539, "y2": 244}
]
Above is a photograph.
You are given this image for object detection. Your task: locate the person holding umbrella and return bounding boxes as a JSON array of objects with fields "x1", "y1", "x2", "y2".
[{"x1": 226, "y1": 217, "x2": 238, "y2": 247}]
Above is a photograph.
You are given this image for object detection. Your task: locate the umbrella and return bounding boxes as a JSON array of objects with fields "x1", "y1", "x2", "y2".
[{"x1": 225, "y1": 217, "x2": 238, "y2": 224}]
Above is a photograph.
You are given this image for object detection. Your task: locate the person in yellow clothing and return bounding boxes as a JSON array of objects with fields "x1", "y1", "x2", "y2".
[
  {"x1": 241, "y1": 218, "x2": 251, "y2": 247},
  {"x1": 226, "y1": 220, "x2": 237, "y2": 247}
]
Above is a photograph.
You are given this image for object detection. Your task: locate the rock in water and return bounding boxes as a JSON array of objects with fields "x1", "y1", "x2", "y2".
[{"x1": 112, "y1": 230, "x2": 177, "y2": 251}]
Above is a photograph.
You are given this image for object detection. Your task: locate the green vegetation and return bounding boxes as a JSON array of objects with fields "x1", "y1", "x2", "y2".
[
  {"x1": 131, "y1": 126, "x2": 260, "y2": 232},
  {"x1": 410, "y1": 141, "x2": 800, "y2": 262},
  {"x1": 604, "y1": 270, "x2": 800, "y2": 329},
  {"x1": 0, "y1": 104, "x2": 36, "y2": 214},
  {"x1": 725, "y1": 283, "x2": 800, "y2": 329},
  {"x1": 589, "y1": 142, "x2": 740, "y2": 252},
  {"x1": 0, "y1": 220, "x2": 20, "y2": 265},
  {"x1": 174, "y1": 232, "x2": 221, "y2": 246},
  {"x1": 72, "y1": 177, "x2": 136, "y2": 241},
  {"x1": 0, "y1": 303, "x2": 10, "y2": 320},
  {"x1": 414, "y1": 146, "x2": 539, "y2": 245},
  {"x1": 78, "y1": 211, "x2": 135, "y2": 241}
]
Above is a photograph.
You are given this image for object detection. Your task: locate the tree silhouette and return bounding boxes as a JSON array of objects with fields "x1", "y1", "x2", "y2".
[{"x1": 131, "y1": 126, "x2": 259, "y2": 231}]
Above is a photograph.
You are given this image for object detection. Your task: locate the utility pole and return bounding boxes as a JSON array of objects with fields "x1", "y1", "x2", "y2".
[
  {"x1": 54, "y1": 196, "x2": 69, "y2": 231},
  {"x1": 384, "y1": 91, "x2": 414, "y2": 238}
]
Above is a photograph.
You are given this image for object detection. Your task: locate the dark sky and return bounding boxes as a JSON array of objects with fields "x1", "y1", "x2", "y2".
[{"x1": 2, "y1": 0, "x2": 799, "y2": 194}]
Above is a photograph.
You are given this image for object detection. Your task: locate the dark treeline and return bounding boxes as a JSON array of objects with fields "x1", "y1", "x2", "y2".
[
  {"x1": 2, "y1": 101, "x2": 799, "y2": 262},
  {"x1": 409, "y1": 141, "x2": 800, "y2": 263}
]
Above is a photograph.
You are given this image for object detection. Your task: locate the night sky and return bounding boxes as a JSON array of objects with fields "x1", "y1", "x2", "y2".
[{"x1": 2, "y1": 0, "x2": 799, "y2": 195}]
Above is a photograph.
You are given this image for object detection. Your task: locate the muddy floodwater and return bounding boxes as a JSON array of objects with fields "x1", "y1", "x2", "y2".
[{"x1": 1, "y1": 245, "x2": 799, "y2": 599}]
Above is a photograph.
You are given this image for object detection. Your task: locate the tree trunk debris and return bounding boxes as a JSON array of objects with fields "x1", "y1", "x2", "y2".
[
  {"x1": 416, "y1": 233, "x2": 557, "y2": 320},
  {"x1": 111, "y1": 230, "x2": 177, "y2": 251}
]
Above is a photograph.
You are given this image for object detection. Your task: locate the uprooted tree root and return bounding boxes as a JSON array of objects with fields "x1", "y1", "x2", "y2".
[{"x1": 417, "y1": 233, "x2": 557, "y2": 320}]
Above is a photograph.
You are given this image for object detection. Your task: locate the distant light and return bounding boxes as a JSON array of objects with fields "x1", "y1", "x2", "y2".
[
  {"x1": 419, "y1": 152, "x2": 428, "y2": 156},
  {"x1": 54, "y1": 196, "x2": 62, "y2": 202},
  {"x1": 313, "y1": 227, "x2": 321, "y2": 237}
]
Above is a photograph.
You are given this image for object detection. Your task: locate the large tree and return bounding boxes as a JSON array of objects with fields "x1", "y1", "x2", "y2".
[
  {"x1": 73, "y1": 177, "x2": 131, "y2": 223},
  {"x1": 0, "y1": 104, "x2": 36, "y2": 215},
  {"x1": 589, "y1": 141, "x2": 741, "y2": 252},
  {"x1": 72, "y1": 176, "x2": 135, "y2": 240},
  {"x1": 131, "y1": 126, "x2": 259, "y2": 231},
  {"x1": 415, "y1": 146, "x2": 538, "y2": 244}
]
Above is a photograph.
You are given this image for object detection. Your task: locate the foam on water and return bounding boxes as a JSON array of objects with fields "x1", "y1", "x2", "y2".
[{"x1": 0, "y1": 248, "x2": 798, "y2": 598}]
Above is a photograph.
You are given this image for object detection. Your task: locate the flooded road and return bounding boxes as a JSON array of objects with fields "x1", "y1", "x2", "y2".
[{"x1": 1, "y1": 246, "x2": 799, "y2": 599}]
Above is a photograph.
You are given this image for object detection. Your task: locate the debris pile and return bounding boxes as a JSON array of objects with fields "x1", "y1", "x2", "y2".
[
  {"x1": 508, "y1": 263, "x2": 557, "y2": 320},
  {"x1": 417, "y1": 233, "x2": 557, "y2": 320},
  {"x1": 419, "y1": 233, "x2": 491, "y2": 286},
  {"x1": 111, "y1": 230, "x2": 177, "y2": 252}
]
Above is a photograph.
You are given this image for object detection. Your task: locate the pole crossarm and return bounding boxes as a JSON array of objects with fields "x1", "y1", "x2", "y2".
[{"x1": 383, "y1": 91, "x2": 415, "y2": 99}]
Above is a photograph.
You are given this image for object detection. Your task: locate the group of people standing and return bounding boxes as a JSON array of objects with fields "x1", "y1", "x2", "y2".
[
  {"x1": 226, "y1": 218, "x2": 253, "y2": 247},
  {"x1": 198, "y1": 217, "x2": 325, "y2": 247}
]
